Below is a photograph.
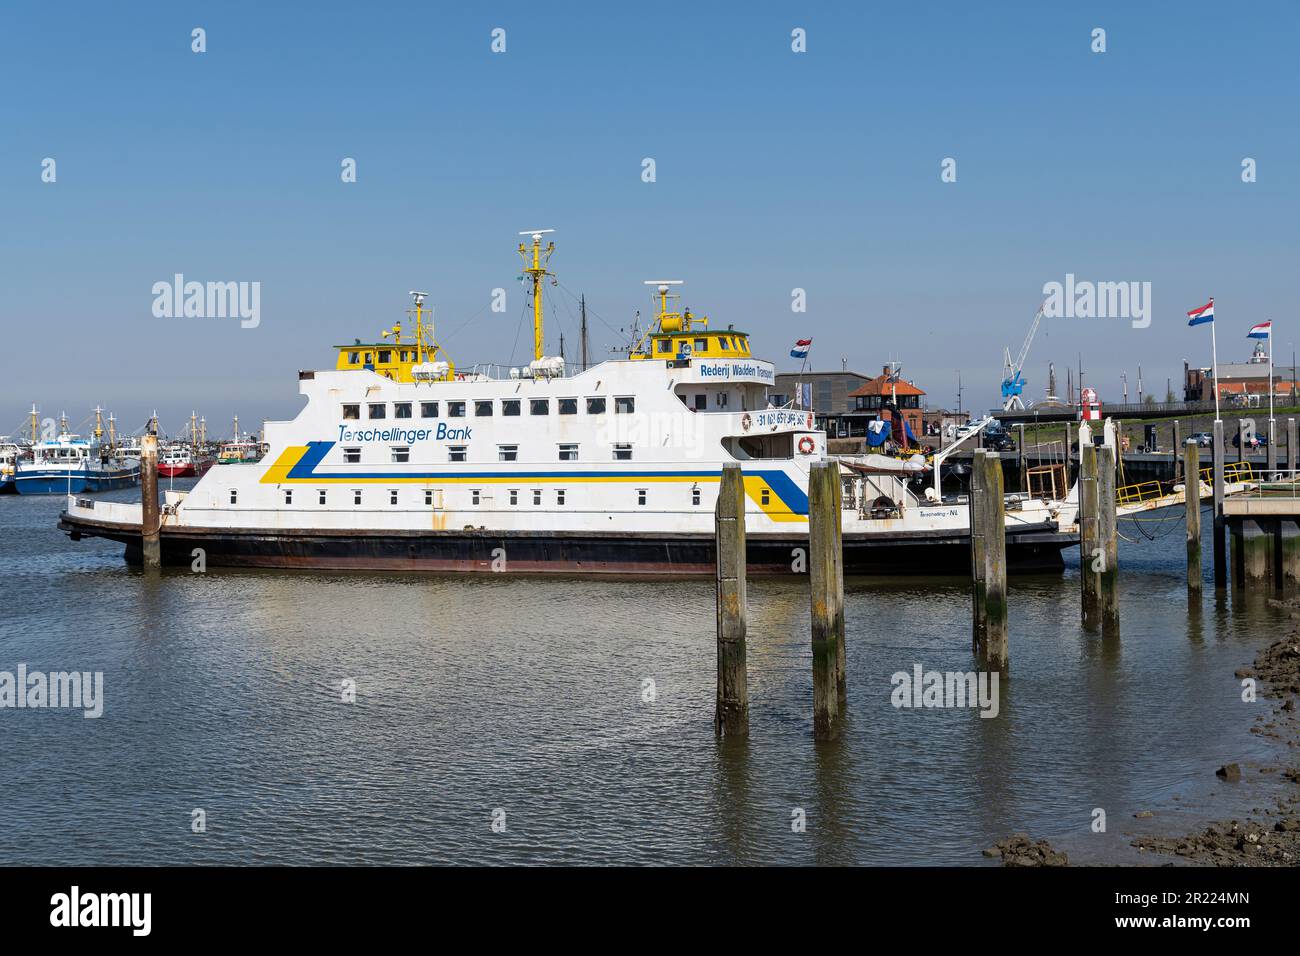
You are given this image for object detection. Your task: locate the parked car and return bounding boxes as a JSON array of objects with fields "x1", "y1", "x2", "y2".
[
  {"x1": 982, "y1": 423, "x2": 1016, "y2": 452},
  {"x1": 1189, "y1": 432, "x2": 1214, "y2": 447}
]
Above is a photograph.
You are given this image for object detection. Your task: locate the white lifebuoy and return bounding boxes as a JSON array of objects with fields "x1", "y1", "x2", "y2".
[{"x1": 798, "y1": 436, "x2": 815, "y2": 455}]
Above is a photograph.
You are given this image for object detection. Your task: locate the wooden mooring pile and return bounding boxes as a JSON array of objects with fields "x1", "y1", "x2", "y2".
[{"x1": 710, "y1": 417, "x2": 1300, "y2": 740}]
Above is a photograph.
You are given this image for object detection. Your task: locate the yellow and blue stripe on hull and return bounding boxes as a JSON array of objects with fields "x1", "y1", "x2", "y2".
[{"x1": 260, "y1": 441, "x2": 809, "y2": 522}]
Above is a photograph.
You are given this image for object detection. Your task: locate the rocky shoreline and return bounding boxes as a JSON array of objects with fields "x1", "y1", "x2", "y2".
[{"x1": 987, "y1": 627, "x2": 1300, "y2": 867}]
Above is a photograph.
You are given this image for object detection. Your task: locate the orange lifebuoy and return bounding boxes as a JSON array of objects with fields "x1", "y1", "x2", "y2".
[{"x1": 798, "y1": 436, "x2": 815, "y2": 455}]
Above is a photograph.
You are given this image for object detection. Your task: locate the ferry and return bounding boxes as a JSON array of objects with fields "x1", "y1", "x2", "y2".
[
  {"x1": 16, "y1": 410, "x2": 140, "y2": 494},
  {"x1": 60, "y1": 233, "x2": 1079, "y2": 573}
]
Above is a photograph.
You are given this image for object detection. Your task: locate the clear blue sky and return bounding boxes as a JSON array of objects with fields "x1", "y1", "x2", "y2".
[{"x1": 3, "y1": 1, "x2": 1297, "y2": 438}]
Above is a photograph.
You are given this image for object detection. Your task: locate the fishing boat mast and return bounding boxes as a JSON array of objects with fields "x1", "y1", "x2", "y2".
[{"x1": 518, "y1": 229, "x2": 556, "y2": 362}]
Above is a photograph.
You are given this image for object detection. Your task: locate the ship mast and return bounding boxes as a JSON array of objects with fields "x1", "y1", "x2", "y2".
[
  {"x1": 93, "y1": 406, "x2": 104, "y2": 441},
  {"x1": 518, "y1": 229, "x2": 556, "y2": 362},
  {"x1": 579, "y1": 294, "x2": 589, "y2": 372},
  {"x1": 191, "y1": 411, "x2": 199, "y2": 454},
  {"x1": 108, "y1": 414, "x2": 117, "y2": 450},
  {"x1": 29, "y1": 403, "x2": 38, "y2": 444}
]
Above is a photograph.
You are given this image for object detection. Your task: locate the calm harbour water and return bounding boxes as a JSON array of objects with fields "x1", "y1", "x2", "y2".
[{"x1": 0, "y1": 481, "x2": 1289, "y2": 866}]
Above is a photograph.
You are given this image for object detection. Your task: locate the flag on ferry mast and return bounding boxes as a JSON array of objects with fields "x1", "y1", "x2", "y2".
[
  {"x1": 1247, "y1": 320, "x2": 1272, "y2": 339},
  {"x1": 790, "y1": 338, "x2": 812, "y2": 359},
  {"x1": 1187, "y1": 300, "x2": 1215, "y2": 326}
]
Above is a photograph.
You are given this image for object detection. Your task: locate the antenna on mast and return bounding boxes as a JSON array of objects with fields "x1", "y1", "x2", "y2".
[{"x1": 518, "y1": 230, "x2": 557, "y2": 362}]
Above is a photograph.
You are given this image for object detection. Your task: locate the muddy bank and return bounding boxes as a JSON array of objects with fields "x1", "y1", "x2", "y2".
[
  {"x1": 982, "y1": 833, "x2": 1069, "y2": 867},
  {"x1": 1130, "y1": 629, "x2": 1300, "y2": 866}
]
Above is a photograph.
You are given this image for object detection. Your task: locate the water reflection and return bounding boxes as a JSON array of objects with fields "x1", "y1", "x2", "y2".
[{"x1": 0, "y1": 487, "x2": 1293, "y2": 865}]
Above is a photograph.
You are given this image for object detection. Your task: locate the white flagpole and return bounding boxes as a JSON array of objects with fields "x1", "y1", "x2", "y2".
[
  {"x1": 1210, "y1": 302, "x2": 1220, "y2": 422},
  {"x1": 1269, "y1": 322, "x2": 1275, "y2": 424}
]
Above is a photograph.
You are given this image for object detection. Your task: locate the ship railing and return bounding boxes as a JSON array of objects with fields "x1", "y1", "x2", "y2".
[
  {"x1": 1198, "y1": 461, "x2": 1256, "y2": 486},
  {"x1": 1222, "y1": 466, "x2": 1300, "y2": 499},
  {"x1": 1116, "y1": 480, "x2": 1165, "y2": 506}
]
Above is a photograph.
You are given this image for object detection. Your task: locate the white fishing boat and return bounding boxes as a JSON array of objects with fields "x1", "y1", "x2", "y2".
[{"x1": 61, "y1": 233, "x2": 1081, "y2": 573}]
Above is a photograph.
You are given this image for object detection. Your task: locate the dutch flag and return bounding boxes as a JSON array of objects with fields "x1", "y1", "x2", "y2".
[
  {"x1": 790, "y1": 338, "x2": 812, "y2": 359},
  {"x1": 1187, "y1": 299, "x2": 1215, "y2": 326},
  {"x1": 1248, "y1": 321, "x2": 1271, "y2": 339}
]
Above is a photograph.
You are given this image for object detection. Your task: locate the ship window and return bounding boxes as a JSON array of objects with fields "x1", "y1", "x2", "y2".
[
  {"x1": 761, "y1": 489, "x2": 771, "y2": 505},
  {"x1": 719, "y1": 338, "x2": 730, "y2": 351},
  {"x1": 343, "y1": 447, "x2": 361, "y2": 463},
  {"x1": 637, "y1": 489, "x2": 647, "y2": 506},
  {"x1": 391, "y1": 446, "x2": 410, "y2": 463},
  {"x1": 586, "y1": 397, "x2": 605, "y2": 414},
  {"x1": 615, "y1": 396, "x2": 635, "y2": 414},
  {"x1": 389, "y1": 489, "x2": 398, "y2": 505},
  {"x1": 353, "y1": 489, "x2": 362, "y2": 505},
  {"x1": 509, "y1": 489, "x2": 518, "y2": 505},
  {"x1": 717, "y1": 392, "x2": 729, "y2": 408},
  {"x1": 502, "y1": 399, "x2": 521, "y2": 416},
  {"x1": 394, "y1": 402, "x2": 412, "y2": 419},
  {"x1": 401, "y1": 351, "x2": 412, "y2": 362},
  {"x1": 558, "y1": 398, "x2": 578, "y2": 415},
  {"x1": 229, "y1": 489, "x2": 237, "y2": 505},
  {"x1": 558, "y1": 443, "x2": 578, "y2": 461},
  {"x1": 284, "y1": 489, "x2": 293, "y2": 504},
  {"x1": 693, "y1": 394, "x2": 706, "y2": 411},
  {"x1": 424, "y1": 490, "x2": 433, "y2": 506},
  {"x1": 364, "y1": 352, "x2": 373, "y2": 364},
  {"x1": 342, "y1": 404, "x2": 360, "y2": 420},
  {"x1": 530, "y1": 399, "x2": 549, "y2": 415},
  {"x1": 613, "y1": 443, "x2": 632, "y2": 461},
  {"x1": 657, "y1": 339, "x2": 672, "y2": 353},
  {"x1": 448, "y1": 401, "x2": 466, "y2": 418},
  {"x1": 348, "y1": 351, "x2": 360, "y2": 364},
  {"x1": 556, "y1": 489, "x2": 566, "y2": 506},
  {"x1": 532, "y1": 489, "x2": 542, "y2": 505},
  {"x1": 475, "y1": 400, "x2": 494, "y2": 417},
  {"x1": 695, "y1": 338, "x2": 707, "y2": 353},
  {"x1": 471, "y1": 489, "x2": 481, "y2": 505},
  {"x1": 368, "y1": 403, "x2": 386, "y2": 419},
  {"x1": 449, "y1": 445, "x2": 467, "y2": 462},
  {"x1": 420, "y1": 401, "x2": 438, "y2": 418},
  {"x1": 498, "y1": 445, "x2": 518, "y2": 462},
  {"x1": 378, "y1": 350, "x2": 391, "y2": 364},
  {"x1": 318, "y1": 489, "x2": 327, "y2": 505},
  {"x1": 692, "y1": 488, "x2": 701, "y2": 506}
]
